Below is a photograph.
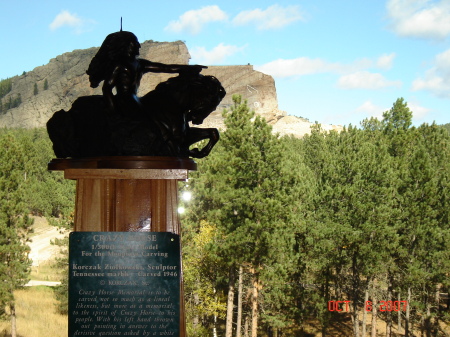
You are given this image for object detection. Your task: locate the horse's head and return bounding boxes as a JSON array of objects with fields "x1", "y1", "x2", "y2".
[{"x1": 184, "y1": 75, "x2": 226, "y2": 125}]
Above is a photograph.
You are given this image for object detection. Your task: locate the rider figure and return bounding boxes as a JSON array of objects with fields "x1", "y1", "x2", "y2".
[{"x1": 86, "y1": 30, "x2": 205, "y2": 118}]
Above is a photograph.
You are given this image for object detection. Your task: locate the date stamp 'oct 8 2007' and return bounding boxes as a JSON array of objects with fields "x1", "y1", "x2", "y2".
[{"x1": 328, "y1": 300, "x2": 408, "y2": 312}]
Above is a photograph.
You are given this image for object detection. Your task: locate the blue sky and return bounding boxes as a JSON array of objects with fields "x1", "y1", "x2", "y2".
[{"x1": 1, "y1": 0, "x2": 450, "y2": 127}]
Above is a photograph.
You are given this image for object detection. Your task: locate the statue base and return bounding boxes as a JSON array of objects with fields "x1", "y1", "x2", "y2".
[
  {"x1": 49, "y1": 156, "x2": 195, "y2": 337},
  {"x1": 49, "y1": 156, "x2": 196, "y2": 232}
]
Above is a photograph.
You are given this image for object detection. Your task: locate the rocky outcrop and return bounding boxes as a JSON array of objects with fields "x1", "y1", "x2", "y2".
[
  {"x1": 0, "y1": 40, "x2": 190, "y2": 128},
  {"x1": 0, "y1": 40, "x2": 341, "y2": 137}
]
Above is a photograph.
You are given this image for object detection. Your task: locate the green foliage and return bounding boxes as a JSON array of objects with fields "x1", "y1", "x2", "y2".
[
  {"x1": 0, "y1": 77, "x2": 22, "y2": 114},
  {"x1": 0, "y1": 94, "x2": 22, "y2": 114},
  {"x1": 43, "y1": 79, "x2": 49, "y2": 91},
  {"x1": 441, "y1": 122, "x2": 450, "y2": 134},
  {"x1": 182, "y1": 221, "x2": 227, "y2": 335},
  {"x1": 300, "y1": 100, "x2": 450, "y2": 335},
  {"x1": 53, "y1": 237, "x2": 69, "y2": 315},
  {"x1": 0, "y1": 128, "x2": 75, "y2": 318},
  {"x1": 33, "y1": 83, "x2": 38, "y2": 95},
  {"x1": 182, "y1": 96, "x2": 450, "y2": 336},
  {"x1": 382, "y1": 97, "x2": 412, "y2": 132},
  {"x1": 0, "y1": 128, "x2": 75, "y2": 221},
  {"x1": 0, "y1": 131, "x2": 33, "y2": 319},
  {"x1": 0, "y1": 78, "x2": 12, "y2": 99},
  {"x1": 184, "y1": 95, "x2": 314, "y2": 333}
]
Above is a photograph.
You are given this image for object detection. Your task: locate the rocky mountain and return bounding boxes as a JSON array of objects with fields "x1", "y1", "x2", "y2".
[{"x1": 0, "y1": 40, "x2": 342, "y2": 136}]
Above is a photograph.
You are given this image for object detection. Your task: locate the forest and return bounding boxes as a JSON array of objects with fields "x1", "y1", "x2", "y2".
[{"x1": 0, "y1": 96, "x2": 449, "y2": 337}]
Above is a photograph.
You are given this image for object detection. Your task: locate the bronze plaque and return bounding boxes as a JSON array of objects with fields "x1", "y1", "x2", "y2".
[{"x1": 69, "y1": 232, "x2": 180, "y2": 337}]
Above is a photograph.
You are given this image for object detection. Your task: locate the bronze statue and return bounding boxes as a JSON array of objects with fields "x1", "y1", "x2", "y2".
[{"x1": 47, "y1": 31, "x2": 225, "y2": 158}]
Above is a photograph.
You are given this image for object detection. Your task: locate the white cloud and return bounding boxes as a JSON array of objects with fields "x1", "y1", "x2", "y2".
[
  {"x1": 355, "y1": 99, "x2": 429, "y2": 121},
  {"x1": 386, "y1": 0, "x2": 450, "y2": 39},
  {"x1": 190, "y1": 43, "x2": 246, "y2": 65},
  {"x1": 412, "y1": 48, "x2": 450, "y2": 97},
  {"x1": 49, "y1": 10, "x2": 94, "y2": 34},
  {"x1": 338, "y1": 71, "x2": 402, "y2": 89},
  {"x1": 256, "y1": 57, "x2": 334, "y2": 77},
  {"x1": 356, "y1": 100, "x2": 385, "y2": 119},
  {"x1": 232, "y1": 4, "x2": 304, "y2": 30},
  {"x1": 376, "y1": 53, "x2": 396, "y2": 69},
  {"x1": 408, "y1": 101, "x2": 431, "y2": 119},
  {"x1": 165, "y1": 6, "x2": 228, "y2": 35},
  {"x1": 256, "y1": 54, "x2": 394, "y2": 79},
  {"x1": 50, "y1": 10, "x2": 82, "y2": 30}
]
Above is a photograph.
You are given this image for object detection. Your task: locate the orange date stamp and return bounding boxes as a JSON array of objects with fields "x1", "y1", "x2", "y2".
[{"x1": 328, "y1": 300, "x2": 408, "y2": 312}]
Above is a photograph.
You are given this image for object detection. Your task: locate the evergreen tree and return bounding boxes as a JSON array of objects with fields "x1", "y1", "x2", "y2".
[
  {"x1": 0, "y1": 132, "x2": 33, "y2": 337},
  {"x1": 33, "y1": 82, "x2": 38, "y2": 95},
  {"x1": 186, "y1": 95, "x2": 309, "y2": 336},
  {"x1": 302, "y1": 124, "x2": 398, "y2": 337},
  {"x1": 0, "y1": 78, "x2": 12, "y2": 99},
  {"x1": 43, "y1": 79, "x2": 48, "y2": 90},
  {"x1": 393, "y1": 124, "x2": 450, "y2": 336}
]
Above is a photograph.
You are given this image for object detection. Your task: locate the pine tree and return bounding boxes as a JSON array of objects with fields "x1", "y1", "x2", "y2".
[
  {"x1": 395, "y1": 124, "x2": 450, "y2": 336},
  {"x1": 0, "y1": 78, "x2": 12, "y2": 99},
  {"x1": 302, "y1": 122, "x2": 399, "y2": 337},
  {"x1": 376, "y1": 98, "x2": 450, "y2": 336},
  {"x1": 43, "y1": 79, "x2": 48, "y2": 90},
  {"x1": 186, "y1": 95, "x2": 308, "y2": 336},
  {"x1": 6, "y1": 128, "x2": 75, "y2": 219},
  {"x1": 33, "y1": 82, "x2": 38, "y2": 95},
  {"x1": 0, "y1": 132, "x2": 33, "y2": 337}
]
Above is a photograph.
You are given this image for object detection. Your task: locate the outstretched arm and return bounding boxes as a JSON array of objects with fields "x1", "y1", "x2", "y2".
[{"x1": 140, "y1": 59, "x2": 207, "y2": 75}]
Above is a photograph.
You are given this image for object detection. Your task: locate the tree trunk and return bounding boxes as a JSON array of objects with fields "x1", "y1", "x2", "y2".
[
  {"x1": 322, "y1": 269, "x2": 330, "y2": 337},
  {"x1": 371, "y1": 290, "x2": 377, "y2": 337},
  {"x1": 386, "y1": 278, "x2": 393, "y2": 337},
  {"x1": 398, "y1": 290, "x2": 402, "y2": 334},
  {"x1": 226, "y1": 267, "x2": 236, "y2": 337},
  {"x1": 405, "y1": 287, "x2": 411, "y2": 337},
  {"x1": 433, "y1": 284, "x2": 440, "y2": 337},
  {"x1": 351, "y1": 256, "x2": 360, "y2": 337},
  {"x1": 244, "y1": 315, "x2": 249, "y2": 337},
  {"x1": 10, "y1": 302, "x2": 17, "y2": 337},
  {"x1": 426, "y1": 296, "x2": 431, "y2": 337},
  {"x1": 251, "y1": 273, "x2": 259, "y2": 337},
  {"x1": 213, "y1": 313, "x2": 218, "y2": 337},
  {"x1": 362, "y1": 287, "x2": 369, "y2": 337},
  {"x1": 236, "y1": 265, "x2": 243, "y2": 337},
  {"x1": 352, "y1": 302, "x2": 360, "y2": 337},
  {"x1": 193, "y1": 290, "x2": 200, "y2": 333}
]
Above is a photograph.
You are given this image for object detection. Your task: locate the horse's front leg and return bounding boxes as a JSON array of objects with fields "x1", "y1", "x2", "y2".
[{"x1": 184, "y1": 127, "x2": 220, "y2": 158}]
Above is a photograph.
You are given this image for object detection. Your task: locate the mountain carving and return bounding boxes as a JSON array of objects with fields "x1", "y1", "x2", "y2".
[{"x1": 0, "y1": 40, "x2": 342, "y2": 136}]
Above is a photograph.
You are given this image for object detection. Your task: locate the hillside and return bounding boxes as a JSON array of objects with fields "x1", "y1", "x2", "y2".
[{"x1": 0, "y1": 40, "x2": 342, "y2": 137}]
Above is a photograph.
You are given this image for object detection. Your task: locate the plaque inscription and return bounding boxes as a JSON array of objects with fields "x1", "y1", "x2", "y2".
[{"x1": 69, "y1": 232, "x2": 180, "y2": 337}]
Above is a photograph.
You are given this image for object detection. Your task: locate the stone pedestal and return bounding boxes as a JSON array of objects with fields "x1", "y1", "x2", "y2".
[{"x1": 49, "y1": 156, "x2": 196, "y2": 337}]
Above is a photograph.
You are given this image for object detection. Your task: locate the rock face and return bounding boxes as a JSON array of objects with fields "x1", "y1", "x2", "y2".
[{"x1": 0, "y1": 40, "x2": 341, "y2": 137}]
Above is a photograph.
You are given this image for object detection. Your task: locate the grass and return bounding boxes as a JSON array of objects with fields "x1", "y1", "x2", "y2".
[
  {"x1": 0, "y1": 286, "x2": 67, "y2": 337},
  {"x1": 0, "y1": 252, "x2": 67, "y2": 337},
  {"x1": 30, "y1": 259, "x2": 62, "y2": 282}
]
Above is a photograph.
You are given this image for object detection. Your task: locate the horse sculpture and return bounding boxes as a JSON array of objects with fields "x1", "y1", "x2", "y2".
[
  {"x1": 47, "y1": 72, "x2": 225, "y2": 158},
  {"x1": 47, "y1": 30, "x2": 225, "y2": 159}
]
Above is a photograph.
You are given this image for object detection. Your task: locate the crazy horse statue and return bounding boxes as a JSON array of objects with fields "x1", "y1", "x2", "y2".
[{"x1": 47, "y1": 30, "x2": 225, "y2": 159}]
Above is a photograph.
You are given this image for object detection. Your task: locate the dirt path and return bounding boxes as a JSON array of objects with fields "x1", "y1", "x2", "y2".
[
  {"x1": 28, "y1": 216, "x2": 67, "y2": 267},
  {"x1": 25, "y1": 280, "x2": 61, "y2": 287}
]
